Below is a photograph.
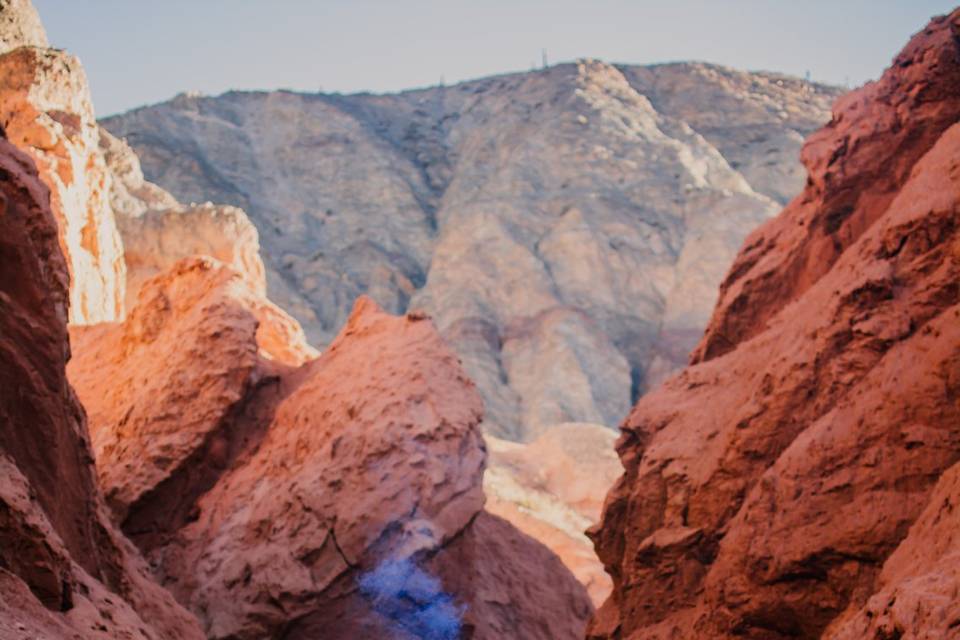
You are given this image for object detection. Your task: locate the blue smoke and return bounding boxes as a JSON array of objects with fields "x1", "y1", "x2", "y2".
[{"x1": 358, "y1": 558, "x2": 464, "y2": 640}]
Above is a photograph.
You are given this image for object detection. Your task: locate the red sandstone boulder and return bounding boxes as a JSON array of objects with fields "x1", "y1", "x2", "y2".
[
  {"x1": 589, "y1": 9, "x2": 960, "y2": 639},
  {"x1": 69, "y1": 258, "x2": 287, "y2": 531},
  {"x1": 0, "y1": 134, "x2": 203, "y2": 638},
  {"x1": 74, "y1": 291, "x2": 592, "y2": 638}
]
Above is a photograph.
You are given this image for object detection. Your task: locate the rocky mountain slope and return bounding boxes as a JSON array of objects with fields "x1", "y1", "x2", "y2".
[
  {"x1": 588, "y1": 9, "x2": 960, "y2": 639},
  {"x1": 103, "y1": 62, "x2": 840, "y2": 441}
]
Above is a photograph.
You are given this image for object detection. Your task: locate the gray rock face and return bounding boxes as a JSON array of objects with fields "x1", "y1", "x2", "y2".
[{"x1": 102, "y1": 60, "x2": 840, "y2": 440}]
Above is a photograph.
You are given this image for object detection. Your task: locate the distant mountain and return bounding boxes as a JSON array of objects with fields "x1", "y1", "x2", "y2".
[{"x1": 102, "y1": 61, "x2": 840, "y2": 440}]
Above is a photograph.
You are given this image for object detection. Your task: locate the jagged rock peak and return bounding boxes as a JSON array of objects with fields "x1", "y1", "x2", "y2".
[
  {"x1": 693, "y1": 7, "x2": 960, "y2": 363},
  {"x1": 0, "y1": 0, "x2": 47, "y2": 53}
]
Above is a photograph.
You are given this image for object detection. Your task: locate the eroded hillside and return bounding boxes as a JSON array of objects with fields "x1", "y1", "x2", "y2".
[{"x1": 103, "y1": 63, "x2": 840, "y2": 440}]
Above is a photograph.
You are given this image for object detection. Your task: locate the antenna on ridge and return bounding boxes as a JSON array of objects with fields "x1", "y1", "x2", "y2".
[{"x1": 542, "y1": 49, "x2": 548, "y2": 69}]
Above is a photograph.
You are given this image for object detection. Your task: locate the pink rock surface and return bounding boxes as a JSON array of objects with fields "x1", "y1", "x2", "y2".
[{"x1": 485, "y1": 423, "x2": 622, "y2": 605}]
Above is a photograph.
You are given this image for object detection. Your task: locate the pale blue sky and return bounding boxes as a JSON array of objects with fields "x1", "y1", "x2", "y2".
[{"x1": 33, "y1": 1, "x2": 957, "y2": 117}]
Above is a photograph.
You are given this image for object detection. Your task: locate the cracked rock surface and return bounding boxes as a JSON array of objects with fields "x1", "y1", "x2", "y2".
[{"x1": 75, "y1": 294, "x2": 592, "y2": 639}]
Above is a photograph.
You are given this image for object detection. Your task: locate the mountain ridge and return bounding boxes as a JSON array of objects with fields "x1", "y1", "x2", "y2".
[{"x1": 103, "y1": 58, "x2": 841, "y2": 441}]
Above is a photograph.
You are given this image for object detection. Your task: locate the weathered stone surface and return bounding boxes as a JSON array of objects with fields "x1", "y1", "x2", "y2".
[
  {"x1": 485, "y1": 423, "x2": 622, "y2": 606},
  {"x1": 694, "y1": 9, "x2": 960, "y2": 365},
  {"x1": 827, "y1": 462, "x2": 960, "y2": 639},
  {"x1": 0, "y1": 133, "x2": 203, "y2": 639},
  {"x1": 427, "y1": 511, "x2": 595, "y2": 640},
  {"x1": 0, "y1": 0, "x2": 46, "y2": 54},
  {"x1": 103, "y1": 61, "x2": 839, "y2": 440},
  {"x1": 0, "y1": 43, "x2": 125, "y2": 324},
  {"x1": 589, "y1": 11, "x2": 960, "y2": 639},
  {"x1": 68, "y1": 254, "x2": 315, "y2": 543},
  {"x1": 75, "y1": 293, "x2": 591, "y2": 638},
  {"x1": 0, "y1": 0, "x2": 277, "y2": 335},
  {"x1": 99, "y1": 128, "x2": 270, "y2": 309}
]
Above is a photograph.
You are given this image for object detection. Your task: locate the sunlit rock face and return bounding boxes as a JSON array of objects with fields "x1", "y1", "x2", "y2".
[
  {"x1": 0, "y1": 0, "x2": 278, "y2": 330},
  {"x1": 0, "y1": 131, "x2": 204, "y2": 640},
  {"x1": 68, "y1": 257, "x2": 315, "y2": 535},
  {"x1": 589, "y1": 10, "x2": 960, "y2": 639},
  {"x1": 0, "y1": 0, "x2": 46, "y2": 52},
  {"x1": 103, "y1": 61, "x2": 839, "y2": 440},
  {"x1": 485, "y1": 423, "x2": 623, "y2": 606},
  {"x1": 0, "y1": 44, "x2": 126, "y2": 324},
  {"x1": 74, "y1": 294, "x2": 593, "y2": 639}
]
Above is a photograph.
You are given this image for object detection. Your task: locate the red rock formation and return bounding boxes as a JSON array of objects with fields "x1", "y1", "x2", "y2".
[
  {"x1": 694, "y1": 10, "x2": 960, "y2": 363},
  {"x1": 70, "y1": 261, "x2": 254, "y2": 524},
  {"x1": 828, "y1": 461, "x2": 960, "y2": 638},
  {"x1": 0, "y1": 134, "x2": 203, "y2": 638},
  {"x1": 72, "y1": 291, "x2": 592, "y2": 638},
  {"x1": 589, "y1": 10, "x2": 960, "y2": 639}
]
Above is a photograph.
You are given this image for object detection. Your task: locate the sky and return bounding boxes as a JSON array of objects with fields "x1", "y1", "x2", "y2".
[{"x1": 33, "y1": 1, "x2": 958, "y2": 117}]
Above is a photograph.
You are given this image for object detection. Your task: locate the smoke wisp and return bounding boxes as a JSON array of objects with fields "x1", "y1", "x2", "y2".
[{"x1": 358, "y1": 558, "x2": 464, "y2": 640}]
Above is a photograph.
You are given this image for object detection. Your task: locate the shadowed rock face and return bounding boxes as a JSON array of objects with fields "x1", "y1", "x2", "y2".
[
  {"x1": 0, "y1": 131, "x2": 204, "y2": 639},
  {"x1": 588, "y1": 10, "x2": 960, "y2": 639},
  {"x1": 102, "y1": 62, "x2": 839, "y2": 440}
]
